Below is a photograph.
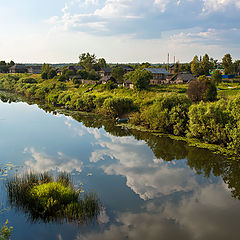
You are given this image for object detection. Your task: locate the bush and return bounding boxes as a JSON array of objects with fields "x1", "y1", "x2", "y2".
[
  {"x1": 0, "y1": 220, "x2": 13, "y2": 240},
  {"x1": 101, "y1": 97, "x2": 134, "y2": 118},
  {"x1": 19, "y1": 77, "x2": 37, "y2": 84},
  {"x1": 187, "y1": 99, "x2": 230, "y2": 144},
  {"x1": 140, "y1": 94, "x2": 191, "y2": 135},
  {"x1": 6, "y1": 172, "x2": 100, "y2": 223}
]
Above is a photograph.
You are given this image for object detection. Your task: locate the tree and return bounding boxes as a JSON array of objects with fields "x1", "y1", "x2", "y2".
[
  {"x1": 77, "y1": 70, "x2": 88, "y2": 79},
  {"x1": 174, "y1": 61, "x2": 180, "y2": 73},
  {"x1": 191, "y1": 56, "x2": 200, "y2": 76},
  {"x1": 126, "y1": 69, "x2": 152, "y2": 90},
  {"x1": 211, "y1": 70, "x2": 222, "y2": 85},
  {"x1": 47, "y1": 69, "x2": 57, "y2": 79},
  {"x1": 79, "y1": 53, "x2": 97, "y2": 71},
  {"x1": 0, "y1": 220, "x2": 13, "y2": 240},
  {"x1": 187, "y1": 75, "x2": 217, "y2": 102},
  {"x1": 233, "y1": 60, "x2": 240, "y2": 74},
  {"x1": 200, "y1": 54, "x2": 211, "y2": 76},
  {"x1": 111, "y1": 67, "x2": 125, "y2": 83},
  {"x1": 98, "y1": 58, "x2": 107, "y2": 69},
  {"x1": 222, "y1": 54, "x2": 234, "y2": 75}
]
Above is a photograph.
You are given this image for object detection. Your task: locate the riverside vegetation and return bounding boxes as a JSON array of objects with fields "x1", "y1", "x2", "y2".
[
  {"x1": 0, "y1": 73, "x2": 240, "y2": 157},
  {"x1": 6, "y1": 172, "x2": 100, "y2": 224}
]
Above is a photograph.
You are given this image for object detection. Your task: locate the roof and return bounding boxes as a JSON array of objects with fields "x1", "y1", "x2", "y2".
[
  {"x1": 124, "y1": 79, "x2": 133, "y2": 84},
  {"x1": 176, "y1": 73, "x2": 196, "y2": 82},
  {"x1": 145, "y1": 68, "x2": 170, "y2": 74},
  {"x1": 100, "y1": 67, "x2": 112, "y2": 73},
  {"x1": 9, "y1": 64, "x2": 27, "y2": 70}
]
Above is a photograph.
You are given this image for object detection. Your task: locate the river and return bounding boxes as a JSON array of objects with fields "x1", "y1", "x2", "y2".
[{"x1": 0, "y1": 94, "x2": 240, "y2": 240}]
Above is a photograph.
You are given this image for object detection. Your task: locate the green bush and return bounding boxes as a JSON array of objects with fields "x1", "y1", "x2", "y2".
[
  {"x1": 187, "y1": 99, "x2": 230, "y2": 144},
  {"x1": 19, "y1": 77, "x2": 37, "y2": 84},
  {"x1": 0, "y1": 220, "x2": 13, "y2": 240},
  {"x1": 101, "y1": 97, "x2": 134, "y2": 118},
  {"x1": 140, "y1": 94, "x2": 191, "y2": 135}
]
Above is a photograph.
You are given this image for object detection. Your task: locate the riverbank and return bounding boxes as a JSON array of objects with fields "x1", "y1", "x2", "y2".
[{"x1": 0, "y1": 73, "x2": 240, "y2": 158}]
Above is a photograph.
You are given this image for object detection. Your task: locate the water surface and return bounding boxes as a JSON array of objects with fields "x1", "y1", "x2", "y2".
[{"x1": 0, "y1": 95, "x2": 240, "y2": 240}]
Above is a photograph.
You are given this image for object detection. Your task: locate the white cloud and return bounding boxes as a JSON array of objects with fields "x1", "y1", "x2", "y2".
[
  {"x1": 202, "y1": 0, "x2": 240, "y2": 13},
  {"x1": 24, "y1": 148, "x2": 83, "y2": 173}
]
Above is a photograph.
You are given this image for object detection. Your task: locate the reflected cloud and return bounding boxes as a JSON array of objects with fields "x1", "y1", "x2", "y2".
[
  {"x1": 76, "y1": 181, "x2": 240, "y2": 240},
  {"x1": 24, "y1": 148, "x2": 83, "y2": 173},
  {"x1": 89, "y1": 133, "x2": 198, "y2": 200}
]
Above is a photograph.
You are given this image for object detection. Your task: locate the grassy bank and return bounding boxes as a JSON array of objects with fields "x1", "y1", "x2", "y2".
[{"x1": 0, "y1": 73, "x2": 240, "y2": 157}]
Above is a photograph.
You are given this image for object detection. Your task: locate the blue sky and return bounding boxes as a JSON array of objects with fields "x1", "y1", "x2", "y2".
[{"x1": 0, "y1": 0, "x2": 239, "y2": 63}]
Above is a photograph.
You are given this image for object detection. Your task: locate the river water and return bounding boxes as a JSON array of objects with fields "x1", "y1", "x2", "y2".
[{"x1": 0, "y1": 95, "x2": 240, "y2": 240}]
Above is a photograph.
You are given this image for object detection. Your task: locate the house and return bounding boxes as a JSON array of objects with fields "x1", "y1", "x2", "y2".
[
  {"x1": 9, "y1": 64, "x2": 28, "y2": 73},
  {"x1": 171, "y1": 73, "x2": 196, "y2": 84},
  {"x1": 145, "y1": 68, "x2": 171, "y2": 85},
  {"x1": 99, "y1": 67, "x2": 112, "y2": 79},
  {"x1": 123, "y1": 79, "x2": 134, "y2": 89},
  {"x1": 28, "y1": 65, "x2": 42, "y2": 74}
]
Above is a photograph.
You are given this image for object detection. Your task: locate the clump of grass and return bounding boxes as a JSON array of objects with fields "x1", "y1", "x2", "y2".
[{"x1": 6, "y1": 172, "x2": 100, "y2": 224}]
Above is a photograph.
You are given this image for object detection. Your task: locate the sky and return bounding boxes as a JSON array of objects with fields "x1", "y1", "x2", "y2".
[{"x1": 0, "y1": 0, "x2": 239, "y2": 63}]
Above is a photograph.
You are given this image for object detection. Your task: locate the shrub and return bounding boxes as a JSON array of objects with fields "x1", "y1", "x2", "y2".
[
  {"x1": 6, "y1": 172, "x2": 100, "y2": 223},
  {"x1": 140, "y1": 94, "x2": 191, "y2": 135},
  {"x1": 19, "y1": 77, "x2": 37, "y2": 84},
  {"x1": 101, "y1": 97, "x2": 134, "y2": 118}
]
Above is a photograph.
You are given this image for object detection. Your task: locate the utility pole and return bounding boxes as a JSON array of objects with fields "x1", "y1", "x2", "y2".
[{"x1": 174, "y1": 56, "x2": 176, "y2": 64}]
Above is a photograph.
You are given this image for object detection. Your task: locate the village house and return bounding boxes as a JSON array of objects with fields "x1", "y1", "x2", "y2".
[
  {"x1": 9, "y1": 64, "x2": 28, "y2": 73},
  {"x1": 123, "y1": 79, "x2": 134, "y2": 89},
  {"x1": 145, "y1": 68, "x2": 171, "y2": 85},
  {"x1": 170, "y1": 73, "x2": 196, "y2": 84},
  {"x1": 27, "y1": 65, "x2": 42, "y2": 74}
]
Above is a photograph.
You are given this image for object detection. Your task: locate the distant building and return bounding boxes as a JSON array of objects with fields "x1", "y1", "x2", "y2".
[
  {"x1": 99, "y1": 67, "x2": 112, "y2": 78},
  {"x1": 145, "y1": 68, "x2": 171, "y2": 85},
  {"x1": 123, "y1": 79, "x2": 134, "y2": 89},
  {"x1": 9, "y1": 64, "x2": 28, "y2": 73},
  {"x1": 171, "y1": 73, "x2": 196, "y2": 84},
  {"x1": 28, "y1": 65, "x2": 42, "y2": 74}
]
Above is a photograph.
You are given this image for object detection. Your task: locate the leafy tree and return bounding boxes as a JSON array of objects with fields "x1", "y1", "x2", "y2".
[
  {"x1": 98, "y1": 58, "x2": 107, "y2": 69},
  {"x1": 77, "y1": 70, "x2": 88, "y2": 79},
  {"x1": 187, "y1": 75, "x2": 217, "y2": 102},
  {"x1": 138, "y1": 62, "x2": 151, "y2": 69},
  {"x1": 191, "y1": 56, "x2": 200, "y2": 76},
  {"x1": 174, "y1": 61, "x2": 180, "y2": 73},
  {"x1": 79, "y1": 53, "x2": 97, "y2": 71},
  {"x1": 211, "y1": 70, "x2": 222, "y2": 85},
  {"x1": 47, "y1": 69, "x2": 57, "y2": 79},
  {"x1": 126, "y1": 69, "x2": 152, "y2": 90},
  {"x1": 87, "y1": 69, "x2": 100, "y2": 80},
  {"x1": 222, "y1": 54, "x2": 234, "y2": 74},
  {"x1": 233, "y1": 60, "x2": 240, "y2": 74},
  {"x1": 111, "y1": 67, "x2": 125, "y2": 83},
  {"x1": 200, "y1": 54, "x2": 211, "y2": 76}
]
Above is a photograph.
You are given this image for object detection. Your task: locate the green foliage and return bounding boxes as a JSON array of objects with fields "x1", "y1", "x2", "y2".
[
  {"x1": 72, "y1": 77, "x2": 82, "y2": 85},
  {"x1": 41, "y1": 64, "x2": 56, "y2": 80},
  {"x1": 6, "y1": 172, "x2": 100, "y2": 223},
  {"x1": 187, "y1": 76, "x2": 217, "y2": 102},
  {"x1": 0, "y1": 220, "x2": 13, "y2": 240},
  {"x1": 211, "y1": 70, "x2": 222, "y2": 84},
  {"x1": 79, "y1": 53, "x2": 97, "y2": 71},
  {"x1": 77, "y1": 70, "x2": 88, "y2": 80},
  {"x1": 111, "y1": 67, "x2": 125, "y2": 83},
  {"x1": 126, "y1": 69, "x2": 152, "y2": 90},
  {"x1": 102, "y1": 97, "x2": 134, "y2": 117},
  {"x1": 191, "y1": 55, "x2": 200, "y2": 76},
  {"x1": 188, "y1": 99, "x2": 230, "y2": 144},
  {"x1": 139, "y1": 94, "x2": 191, "y2": 135},
  {"x1": 222, "y1": 54, "x2": 234, "y2": 75},
  {"x1": 47, "y1": 69, "x2": 57, "y2": 79},
  {"x1": 19, "y1": 77, "x2": 37, "y2": 84}
]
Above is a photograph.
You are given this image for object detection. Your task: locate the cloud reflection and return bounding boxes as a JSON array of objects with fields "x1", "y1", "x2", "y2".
[{"x1": 24, "y1": 147, "x2": 83, "y2": 173}]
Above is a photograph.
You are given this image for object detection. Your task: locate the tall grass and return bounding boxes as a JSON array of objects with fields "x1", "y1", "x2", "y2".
[{"x1": 6, "y1": 172, "x2": 100, "y2": 224}]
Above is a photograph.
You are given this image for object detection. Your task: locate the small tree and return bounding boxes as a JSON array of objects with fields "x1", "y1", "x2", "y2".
[
  {"x1": 191, "y1": 56, "x2": 200, "y2": 76},
  {"x1": 222, "y1": 54, "x2": 234, "y2": 75},
  {"x1": 79, "y1": 53, "x2": 97, "y2": 71},
  {"x1": 126, "y1": 69, "x2": 152, "y2": 90},
  {"x1": 111, "y1": 67, "x2": 125, "y2": 83},
  {"x1": 211, "y1": 70, "x2": 222, "y2": 85},
  {"x1": 187, "y1": 75, "x2": 217, "y2": 102}
]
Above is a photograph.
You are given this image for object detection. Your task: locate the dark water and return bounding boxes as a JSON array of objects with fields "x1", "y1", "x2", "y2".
[{"x1": 1, "y1": 94, "x2": 240, "y2": 240}]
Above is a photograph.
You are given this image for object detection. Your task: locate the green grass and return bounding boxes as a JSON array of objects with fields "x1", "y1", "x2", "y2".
[{"x1": 6, "y1": 172, "x2": 100, "y2": 224}]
